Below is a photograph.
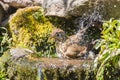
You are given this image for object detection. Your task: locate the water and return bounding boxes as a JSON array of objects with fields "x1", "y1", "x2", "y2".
[
  {"x1": 72, "y1": 4, "x2": 104, "y2": 58},
  {"x1": 37, "y1": 66, "x2": 44, "y2": 80}
]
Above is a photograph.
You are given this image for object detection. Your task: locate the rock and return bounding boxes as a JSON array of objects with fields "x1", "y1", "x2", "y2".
[
  {"x1": 0, "y1": 52, "x2": 11, "y2": 70},
  {"x1": 43, "y1": 0, "x2": 120, "y2": 19},
  {"x1": 0, "y1": 51, "x2": 119, "y2": 80},
  {"x1": 0, "y1": 1, "x2": 14, "y2": 26},
  {"x1": 102, "y1": 0, "x2": 120, "y2": 19},
  {"x1": 0, "y1": 1, "x2": 9, "y2": 12},
  {"x1": 42, "y1": 0, "x2": 66, "y2": 17},
  {"x1": 10, "y1": 47, "x2": 34, "y2": 59},
  {"x1": 0, "y1": 2, "x2": 5, "y2": 24},
  {"x1": 2, "y1": 0, "x2": 120, "y2": 19},
  {"x1": 1, "y1": 0, "x2": 92, "y2": 17},
  {"x1": 2, "y1": 0, "x2": 43, "y2": 8},
  {"x1": 6, "y1": 57, "x2": 94, "y2": 80},
  {"x1": 9, "y1": 6, "x2": 56, "y2": 56},
  {"x1": 33, "y1": 0, "x2": 43, "y2": 6},
  {"x1": 0, "y1": 17, "x2": 9, "y2": 26},
  {"x1": 43, "y1": 0, "x2": 91, "y2": 18},
  {"x1": 1, "y1": 13, "x2": 14, "y2": 26}
]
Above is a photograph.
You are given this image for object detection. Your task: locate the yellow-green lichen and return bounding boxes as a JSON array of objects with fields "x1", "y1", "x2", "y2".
[{"x1": 9, "y1": 6, "x2": 56, "y2": 57}]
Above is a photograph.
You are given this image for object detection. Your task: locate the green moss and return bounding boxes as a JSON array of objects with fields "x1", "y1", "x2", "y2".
[
  {"x1": 7, "y1": 58, "x2": 38, "y2": 80},
  {"x1": 0, "y1": 52, "x2": 10, "y2": 70},
  {"x1": 0, "y1": 70, "x2": 7, "y2": 80},
  {"x1": 0, "y1": 52, "x2": 11, "y2": 80},
  {"x1": 41, "y1": 66, "x2": 94, "y2": 80},
  {"x1": 9, "y1": 6, "x2": 56, "y2": 57}
]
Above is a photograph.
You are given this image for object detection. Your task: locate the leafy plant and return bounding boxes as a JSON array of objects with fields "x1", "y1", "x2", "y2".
[
  {"x1": 94, "y1": 19, "x2": 120, "y2": 80},
  {"x1": 0, "y1": 70, "x2": 7, "y2": 80},
  {"x1": 0, "y1": 27, "x2": 12, "y2": 55}
]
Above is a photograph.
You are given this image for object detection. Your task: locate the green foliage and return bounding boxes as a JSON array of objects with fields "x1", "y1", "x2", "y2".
[
  {"x1": 94, "y1": 19, "x2": 120, "y2": 80},
  {"x1": 0, "y1": 52, "x2": 11, "y2": 80},
  {"x1": 0, "y1": 27, "x2": 11, "y2": 79},
  {"x1": 32, "y1": 9, "x2": 45, "y2": 23},
  {"x1": 0, "y1": 70, "x2": 7, "y2": 80},
  {"x1": 0, "y1": 27, "x2": 12, "y2": 55}
]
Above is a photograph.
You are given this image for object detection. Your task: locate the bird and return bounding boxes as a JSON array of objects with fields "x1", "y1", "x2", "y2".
[{"x1": 50, "y1": 28, "x2": 87, "y2": 59}]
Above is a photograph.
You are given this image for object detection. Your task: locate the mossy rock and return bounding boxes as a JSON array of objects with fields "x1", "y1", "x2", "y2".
[
  {"x1": 0, "y1": 52, "x2": 10, "y2": 70},
  {"x1": 0, "y1": 52, "x2": 11, "y2": 80},
  {"x1": 6, "y1": 56, "x2": 94, "y2": 80},
  {"x1": 9, "y1": 6, "x2": 56, "y2": 57}
]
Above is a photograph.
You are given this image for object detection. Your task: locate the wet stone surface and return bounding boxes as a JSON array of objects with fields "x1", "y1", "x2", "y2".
[
  {"x1": 6, "y1": 56, "x2": 95, "y2": 80},
  {"x1": 34, "y1": 58, "x2": 92, "y2": 68}
]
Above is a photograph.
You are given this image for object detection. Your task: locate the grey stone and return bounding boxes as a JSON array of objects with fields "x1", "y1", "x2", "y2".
[
  {"x1": 0, "y1": 2, "x2": 5, "y2": 24},
  {"x1": 43, "y1": 0, "x2": 120, "y2": 19},
  {"x1": 2, "y1": 0, "x2": 120, "y2": 19},
  {"x1": 2, "y1": 0, "x2": 43, "y2": 7},
  {"x1": 10, "y1": 47, "x2": 34, "y2": 59},
  {"x1": 42, "y1": 0, "x2": 90, "y2": 17},
  {"x1": 0, "y1": 1, "x2": 10, "y2": 25}
]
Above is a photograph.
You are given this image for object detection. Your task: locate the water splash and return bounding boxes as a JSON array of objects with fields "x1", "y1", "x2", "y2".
[
  {"x1": 37, "y1": 66, "x2": 44, "y2": 80},
  {"x1": 72, "y1": 4, "x2": 104, "y2": 59},
  {"x1": 75, "y1": 3, "x2": 104, "y2": 44}
]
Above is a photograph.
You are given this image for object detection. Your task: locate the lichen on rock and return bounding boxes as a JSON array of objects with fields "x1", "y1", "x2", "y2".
[{"x1": 9, "y1": 6, "x2": 56, "y2": 57}]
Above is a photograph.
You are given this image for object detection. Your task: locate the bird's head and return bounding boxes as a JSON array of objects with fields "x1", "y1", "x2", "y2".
[{"x1": 50, "y1": 28, "x2": 66, "y2": 42}]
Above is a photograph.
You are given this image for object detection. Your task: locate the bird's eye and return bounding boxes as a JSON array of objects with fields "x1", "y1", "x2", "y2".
[{"x1": 56, "y1": 33, "x2": 60, "y2": 37}]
